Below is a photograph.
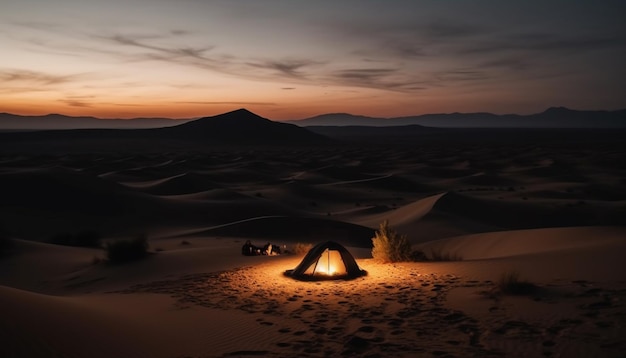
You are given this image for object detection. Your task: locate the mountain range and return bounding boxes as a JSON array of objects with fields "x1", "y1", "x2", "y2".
[
  {"x1": 0, "y1": 113, "x2": 193, "y2": 130},
  {"x1": 1, "y1": 107, "x2": 625, "y2": 131},
  {"x1": 288, "y1": 107, "x2": 626, "y2": 128}
]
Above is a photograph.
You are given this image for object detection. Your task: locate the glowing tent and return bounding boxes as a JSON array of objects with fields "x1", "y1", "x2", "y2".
[{"x1": 284, "y1": 241, "x2": 367, "y2": 281}]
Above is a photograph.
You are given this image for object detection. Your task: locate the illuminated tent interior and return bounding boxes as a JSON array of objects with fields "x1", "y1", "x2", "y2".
[{"x1": 284, "y1": 241, "x2": 367, "y2": 281}]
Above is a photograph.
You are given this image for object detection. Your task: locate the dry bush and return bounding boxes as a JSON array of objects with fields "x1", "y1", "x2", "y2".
[
  {"x1": 371, "y1": 220, "x2": 412, "y2": 263},
  {"x1": 293, "y1": 242, "x2": 313, "y2": 255},
  {"x1": 497, "y1": 270, "x2": 536, "y2": 295}
]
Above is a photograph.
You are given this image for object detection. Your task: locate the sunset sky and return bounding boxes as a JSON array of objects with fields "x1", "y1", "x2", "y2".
[{"x1": 2, "y1": 1, "x2": 625, "y2": 120}]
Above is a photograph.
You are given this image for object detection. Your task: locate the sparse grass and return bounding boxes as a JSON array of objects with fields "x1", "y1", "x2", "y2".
[
  {"x1": 429, "y1": 247, "x2": 463, "y2": 261},
  {"x1": 371, "y1": 220, "x2": 412, "y2": 263},
  {"x1": 497, "y1": 270, "x2": 536, "y2": 295},
  {"x1": 50, "y1": 231, "x2": 102, "y2": 248},
  {"x1": 293, "y1": 242, "x2": 313, "y2": 255},
  {"x1": 105, "y1": 235, "x2": 149, "y2": 264}
]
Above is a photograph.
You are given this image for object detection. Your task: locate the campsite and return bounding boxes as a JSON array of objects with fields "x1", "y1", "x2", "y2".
[{"x1": 1, "y1": 117, "x2": 625, "y2": 357}]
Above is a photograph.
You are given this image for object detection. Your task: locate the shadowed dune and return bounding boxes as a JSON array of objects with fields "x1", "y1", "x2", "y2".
[
  {"x1": 0, "y1": 166, "x2": 155, "y2": 215},
  {"x1": 0, "y1": 166, "x2": 302, "y2": 240},
  {"x1": 188, "y1": 216, "x2": 375, "y2": 248},
  {"x1": 354, "y1": 190, "x2": 626, "y2": 243},
  {"x1": 123, "y1": 172, "x2": 220, "y2": 195}
]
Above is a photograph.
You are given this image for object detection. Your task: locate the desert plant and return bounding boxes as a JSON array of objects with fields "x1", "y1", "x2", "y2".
[
  {"x1": 105, "y1": 235, "x2": 149, "y2": 263},
  {"x1": 49, "y1": 231, "x2": 102, "y2": 248},
  {"x1": 293, "y1": 242, "x2": 313, "y2": 255},
  {"x1": 497, "y1": 270, "x2": 536, "y2": 295},
  {"x1": 371, "y1": 220, "x2": 412, "y2": 263}
]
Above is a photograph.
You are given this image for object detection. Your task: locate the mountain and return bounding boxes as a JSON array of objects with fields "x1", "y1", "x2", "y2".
[
  {"x1": 160, "y1": 108, "x2": 328, "y2": 144},
  {"x1": 289, "y1": 107, "x2": 626, "y2": 128},
  {"x1": 0, "y1": 113, "x2": 193, "y2": 130},
  {"x1": 0, "y1": 109, "x2": 330, "y2": 149}
]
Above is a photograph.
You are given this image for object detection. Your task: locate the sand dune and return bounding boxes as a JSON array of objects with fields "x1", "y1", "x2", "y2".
[
  {"x1": 416, "y1": 226, "x2": 626, "y2": 273},
  {"x1": 353, "y1": 190, "x2": 615, "y2": 243},
  {"x1": 355, "y1": 192, "x2": 445, "y2": 228},
  {"x1": 1, "y1": 130, "x2": 625, "y2": 357},
  {"x1": 123, "y1": 172, "x2": 220, "y2": 195},
  {"x1": 188, "y1": 216, "x2": 374, "y2": 247}
]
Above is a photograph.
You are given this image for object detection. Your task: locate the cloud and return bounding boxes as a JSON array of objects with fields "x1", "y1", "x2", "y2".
[
  {"x1": 175, "y1": 101, "x2": 277, "y2": 106},
  {"x1": 462, "y1": 33, "x2": 626, "y2": 55},
  {"x1": 0, "y1": 69, "x2": 78, "y2": 85},
  {"x1": 281, "y1": 87, "x2": 295, "y2": 90},
  {"x1": 423, "y1": 20, "x2": 486, "y2": 39},
  {"x1": 247, "y1": 59, "x2": 324, "y2": 79},
  {"x1": 103, "y1": 33, "x2": 215, "y2": 61},
  {"x1": 335, "y1": 68, "x2": 396, "y2": 80},
  {"x1": 328, "y1": 68, "x2": 428, "y2": 92},
  {"x1": 59, "y1": 99, "x2": 92, "y2": 107},
  {"x1": 346, "y1": 19, "x2": 491, "y2": 60},
  {"x1": 170, "y1": 29, "x2": 190, "y2": 36}
]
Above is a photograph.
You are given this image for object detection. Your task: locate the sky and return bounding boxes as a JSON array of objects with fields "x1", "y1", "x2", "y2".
[{"x1": 1, "y1": 0, "x2": 625, "y2": 120}]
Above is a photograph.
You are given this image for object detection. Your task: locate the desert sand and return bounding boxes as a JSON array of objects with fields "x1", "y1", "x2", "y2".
[{"x1": 1, "y1": 129, "x2": 625, "y2": 357}]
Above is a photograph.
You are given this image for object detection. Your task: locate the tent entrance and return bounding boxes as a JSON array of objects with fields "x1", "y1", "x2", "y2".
[{"x1": 304, "y1": 248, "x2": 347, "y2": 276}]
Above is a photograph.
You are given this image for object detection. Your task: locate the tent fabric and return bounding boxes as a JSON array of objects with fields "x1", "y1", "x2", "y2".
[{"x1": 284, "y1": 241, "x2": 367, "y2": 281}]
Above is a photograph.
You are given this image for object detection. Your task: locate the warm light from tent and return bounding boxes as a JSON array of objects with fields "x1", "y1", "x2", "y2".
[{"x1": 313, "y1": 249, "x2": 346, "y2": 276}]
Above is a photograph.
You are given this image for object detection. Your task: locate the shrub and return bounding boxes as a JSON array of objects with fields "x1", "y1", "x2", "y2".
[
  {"x1": 371, "y1": 220, "x2": 412, "y2": 263},
  {"x1": 497, "y1": 270, "x2": 536, "y2": 295},
  {"x1": 50, "y1": 231, "x2": 102, "y2": 248},
  {"x1": 293, "y1": 242, "x2": 313, "y2": 255},
  {"x1": 105, "y1": 235, "x2": 149, "y2": 263}
]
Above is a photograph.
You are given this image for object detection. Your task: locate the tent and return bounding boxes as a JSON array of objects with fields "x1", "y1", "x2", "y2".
[{"x1": 284, "y1": 241, "x2": 367, "y2": 281}]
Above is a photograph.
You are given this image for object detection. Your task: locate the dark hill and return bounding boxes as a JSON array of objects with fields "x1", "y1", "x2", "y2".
[{"x1": 162, "y1": 108, "x2": 328, "y2": 144}]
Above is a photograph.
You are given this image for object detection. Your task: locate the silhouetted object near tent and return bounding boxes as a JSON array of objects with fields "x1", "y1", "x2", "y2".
[
  {"x1": 284, "y1": 241, "x2": 366, "y2": 281},
  {"x1": 263, "y1": 242, "x2": 281, "y2": 255},
  {"x1": 242, "y1": 240, "x2": 260, "y2": 256},
  {"x1": 242, "y1": 240, "x2": 282, "y2": 256}
]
